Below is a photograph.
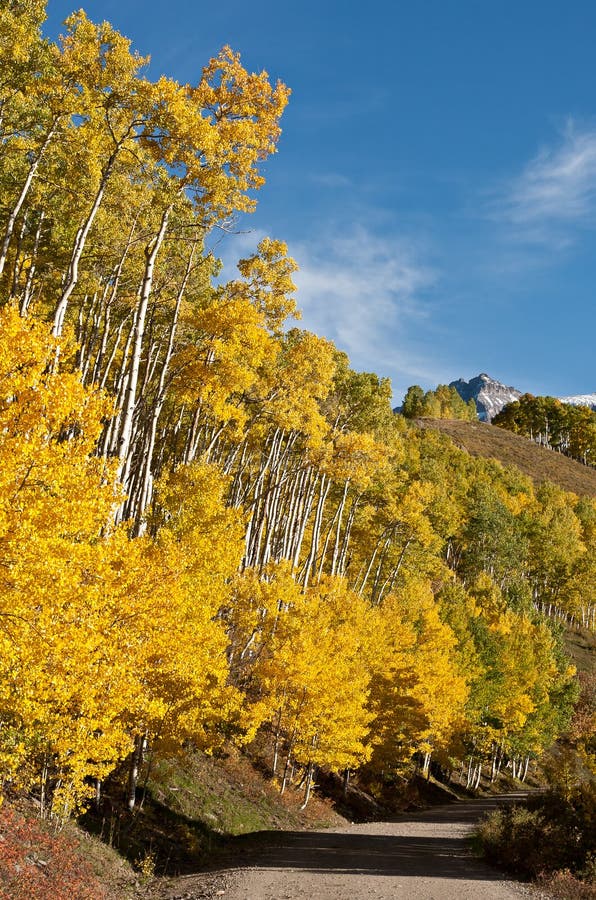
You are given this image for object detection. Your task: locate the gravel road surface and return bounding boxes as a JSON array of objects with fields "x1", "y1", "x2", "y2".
[{"x1": 160, "y1": 792, "x2": 536, "y2": 900}]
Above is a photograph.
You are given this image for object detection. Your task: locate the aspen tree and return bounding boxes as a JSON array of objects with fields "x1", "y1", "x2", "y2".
[{"x1": 227, "y1": 567, "x2": 376, "y2": 801}]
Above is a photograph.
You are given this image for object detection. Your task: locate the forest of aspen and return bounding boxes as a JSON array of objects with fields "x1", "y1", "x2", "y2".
[{"x1": 0, "y1": 0, "x2": 594, "y2": 843}]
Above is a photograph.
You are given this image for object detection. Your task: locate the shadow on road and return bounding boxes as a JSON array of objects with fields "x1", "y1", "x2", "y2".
[
  {"x1": 384, "y1": 791, "x2": 528, "y2": 825},
  {"x1": 220, "y1": 794, "x2": 527, "y2": 881},
  {"x1": 226, "y1": 832, "x2": 512, "y2": 880}
]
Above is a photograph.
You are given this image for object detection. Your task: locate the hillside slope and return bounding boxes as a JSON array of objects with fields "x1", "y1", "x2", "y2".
[{"x1": 414, "y1": 418, "x2": 596, "y2": 497}]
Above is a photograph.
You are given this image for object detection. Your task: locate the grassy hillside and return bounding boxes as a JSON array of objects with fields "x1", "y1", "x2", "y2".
[
  {"x1": 564, "y1": 626, "x2": 596, "y2": 675},
  {"x1": 0, "y1": 750, "x2": 348, "y2": 898},
  {"x1": 414, "y1": 417, "x2": 595, "y2": 680},
  {"x1": 415, "y1": 418, "x2": 596, "y2": 497}
]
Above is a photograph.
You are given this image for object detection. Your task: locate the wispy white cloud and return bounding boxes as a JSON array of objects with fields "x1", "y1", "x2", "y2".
[
  {"x1": 289, "y1": 225, "x2": 441, "y2": 388},
  {"x1": 308, "y1": 172, "x2": 352, "y2": 188},
  {"x1": 209, "y1": 223, "x2": 443, "y2": 396},
  {"x1": 496, "y1": 121, "x2": 596, "y2": 245}
]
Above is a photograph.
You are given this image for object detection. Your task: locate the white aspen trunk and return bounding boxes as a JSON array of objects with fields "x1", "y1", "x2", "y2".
[
  {"x1": 89, "y1": 307, "x2": 112, "y2": 385},
  {"x1": 356, "y1": 528, "x2": 389, "y2": 597},
  {"x1": 258, "y1": 431, "x2": 299, "y2": 559},
  {"x1": 53, "y1": 151, "x2": 120, "y2": 338},
  {"x1": 100, "y1": 313, "x2": 137, "y2": 457},
  {"x1": 116, "y1": 206, "x2": 171, "y2": 495},
  {"x1": 342, "y1": 768, "x2": 350, "y2": 800},
  {"x1": 0, "y1": 117, "x2": 59, "y2": 277},
  {"x1": 371, "y1": 534, "x2": 393, "y2": 602},
  {"x1": 127, "y1": 733, "x2": 144, "y2": 811},
  {"x1": 277, "y1": 465, "x2": 301, "y2": 560},
  {"x1": 77, "y1": 292, "x2": 100, "y2": 378},
  {"x1": 8, "y1": 213, "x2": 28, "y2": 299},
  {"x1": 204, "y1": 425, "x2": 226, "y2": 463},
  {"x1": 260, "y1": 485, "x2": 279, "y2": 566},
  {"x1": 244, "y1": 429, "x2": 284, "y2": 567},
  {"x1": 183, "y1": 402, "x2": 204, "y2": 465},
  {"x1": 272, "y1": 731, "x2": 280, "y2": 776},
  {"x1": 330, "y1": 479, "x2": 350, "y2": 576},
  {"x1": 216, "y1": 437, "x2": 240, "y2": 475},
  {"x1": 228, "y1": 440, "x2": 250, "y2": 506},
  {"x1": 294, "y1": 471, "x2": 318, "y2": 569},
  {"x1": 140, "y1": 337, "x2": 161, "y2": 399},
  {"x1": 317, "y1": 496, "x2": 343, "y2": 581},
  {"x1": 290, "y1": 468, "x2": 317, "y2": 569},
  {"x1": 262, "y1": 473, "x2": 286, "y2": 565},
  {"x1": 271, "y1": 463, "x2": 302, "y2": 562},
  {"x1": 76, "y1": 291, "x2": 94, "y2": 370},
  {"x1": 243, "y1": 502, "x2": 259, "y2": 568},
  {"x1": 279, "y1": 469, "x2": 303, "y2": 559},
  {"x1": 338, "y1": 494, "x2": 360, "y2": 577},
  {"x1": 280, "y1": 749, "x2": 293, "y2": 795},
  {"x1": 281, "y1": 689, "x2": 306, "y2": 794},
  {"x1": 466, "y1": 756, "x2": 474, "y2": 789},
  {"x1": 300, "y1": 763, "x2": 315, "y2": 810},
  {"x1": 282, "y1": 468, "x2": 305, "y2": 559},
  {"x1": 377, "y1": 551, "x2": 407, "y2": 605},
  {"x1": 301, "y1": 474, "x2": 330, "y2": 588},
  {"x1": 211, "y1": 434, "x2": 237, "y2": 479},
  {"x1": 99, "y1": 316, "x2": 129, "y2": 391},
  {"x1": 490, "y1": 743, "x2": 498, "y2": 782},
  {"x1": 259, "y1": 435, "x2": 298, "y2": 564},
  {"x1": 88, "y1": 222, "x2": 138, "y2": 385},
  {"x1": 40, "y1": 755, "x2": 49, "y2": 819},
  {"x1": 19, "y1": 210, "x2": 45, "y2": 316},
  {"x1": 251, "y1": 502, "x2": 269, "y2": 570},
  {"x1": 244, "y1": 492, "x2": 264, "y2": 569},
  {"x1": 473, "y1": 763, "x2": 482, "y2": 790}
]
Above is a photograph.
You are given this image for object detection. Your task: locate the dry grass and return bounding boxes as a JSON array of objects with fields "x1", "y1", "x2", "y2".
[
  {"x1": 415, "y1": 418, "x2": 596, "y2": 497},
  {"x1": 536, "y1": 869, "x2": 596, "y2": 899},
  {"x1": 564, "y1": 627, "x2": 596, "y2": 675}
]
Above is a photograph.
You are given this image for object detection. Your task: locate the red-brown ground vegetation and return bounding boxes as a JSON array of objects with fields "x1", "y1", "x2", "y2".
[{"x1": 0, "y1": 804, "x2": 108, "y2": 899}]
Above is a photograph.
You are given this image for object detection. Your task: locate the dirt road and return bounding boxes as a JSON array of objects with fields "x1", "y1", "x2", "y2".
[{"x1": 160, "y1": 793, "x2": 534, "y2": 900}]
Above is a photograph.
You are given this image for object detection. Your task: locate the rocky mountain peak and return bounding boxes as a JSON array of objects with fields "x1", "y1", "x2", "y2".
[{"x1": 449, "y1": 374, "x2": 522, "y2": 422}]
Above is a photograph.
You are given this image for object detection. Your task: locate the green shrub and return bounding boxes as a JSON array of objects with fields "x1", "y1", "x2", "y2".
[{"x1": 477, "y1": 784, "x2": 596, "y2": 882}]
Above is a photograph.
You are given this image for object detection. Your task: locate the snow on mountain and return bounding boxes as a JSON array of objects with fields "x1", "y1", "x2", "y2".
[
  {"x1": 449, "y1": 373, "x2": 522, "y2": 422},
  {"x1": 558, "y1": 394, "x2": 596, "y2": 411},
  {"x1": 398, "y1": 374, "x2": 596, "y2": 422}
]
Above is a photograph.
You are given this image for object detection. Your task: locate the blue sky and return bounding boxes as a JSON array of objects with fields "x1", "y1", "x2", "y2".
[{"x1": 45, "y1": 1, "x2": 596, "y2": 402}]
